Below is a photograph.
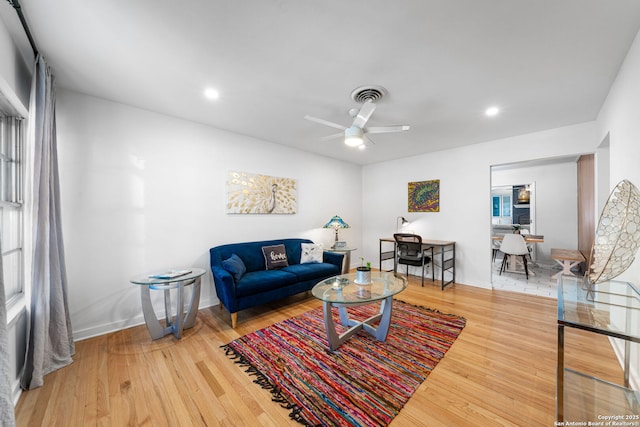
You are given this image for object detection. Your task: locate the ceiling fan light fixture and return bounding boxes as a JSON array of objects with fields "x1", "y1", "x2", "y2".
[
  {"x1": 344, "y1": 126, "x2": 364, "y2": 147},
  {"x1": 485, "y1": 106, "x2": 500, "y2": 117}
]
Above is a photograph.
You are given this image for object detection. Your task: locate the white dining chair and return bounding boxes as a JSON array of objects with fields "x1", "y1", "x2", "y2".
[
  {"x1": 499, "y1": 233, "x2": 529, "y2": 279},
  {"x1": 492, "y1": 238, "x2": 501, "y2": 262},
  {"x1": 520, "y1": 229, "x2": 534, "y2": 260}
]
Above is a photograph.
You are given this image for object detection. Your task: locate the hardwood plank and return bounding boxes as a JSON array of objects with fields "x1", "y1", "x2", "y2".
[{"x1": 14, "y1": 275, "x2": 625, "y2": 426}]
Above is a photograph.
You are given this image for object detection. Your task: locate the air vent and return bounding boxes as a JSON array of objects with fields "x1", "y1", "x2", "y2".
[{"x1": 351, "y1": 85, "x2": 387, "y2": 104}]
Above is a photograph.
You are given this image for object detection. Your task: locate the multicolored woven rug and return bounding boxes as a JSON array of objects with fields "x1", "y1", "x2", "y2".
[{"x1": 222, "y1": 300, "x2": 466, "y2": 426}]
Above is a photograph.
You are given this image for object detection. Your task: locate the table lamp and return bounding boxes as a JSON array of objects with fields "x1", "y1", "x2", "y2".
[{"x1": 323, "y1": 215, "x2": 350, "y2": 248}]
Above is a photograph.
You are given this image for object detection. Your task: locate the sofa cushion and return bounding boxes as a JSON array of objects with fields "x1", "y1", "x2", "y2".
[
  {"x1": 221, "y1": 253, "x2": 246, "y2": 282},
  {"x1": 300, "y1": 243, "x2": 323, "y2": 263},
  {"x1": 282, "y1": 262, "x2": 340, "y2": 282},
  {"x1": 235, "y1": 269, "x2": 298, "y2": 297},
  {"x1": 262, "y1": 244, "x2": 289, "y2": 270}
]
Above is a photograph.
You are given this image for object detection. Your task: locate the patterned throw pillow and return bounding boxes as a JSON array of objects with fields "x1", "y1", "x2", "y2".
[
  {"x1": 262, "y1": 244, "x2": 289, "y2": 270},
  {"x1": 300, "y1": 243, "x2": 323, "y2": 264}
]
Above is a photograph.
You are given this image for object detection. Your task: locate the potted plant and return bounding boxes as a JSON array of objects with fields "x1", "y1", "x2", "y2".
[{"x1": 356, "y1": 259, "x2": 371, "y2": 284}]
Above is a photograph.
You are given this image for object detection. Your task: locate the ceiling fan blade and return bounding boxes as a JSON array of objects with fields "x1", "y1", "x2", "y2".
[
  {"x1": 319, "y1": 132, "x2": 343, "y2": 141},
  {"x1": 365, "y1": 125, "x2": 410, "y2": 134},
  {"x1": 304, "y1": 115, "x2": 346, "y2": 130},
  {"x1": 352, "y1": 102, "x2": 376, "y2": 128}
]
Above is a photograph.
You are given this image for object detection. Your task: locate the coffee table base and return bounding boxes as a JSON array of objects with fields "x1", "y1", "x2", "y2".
[{"x1": 323, "y1": 296, "x2": 394, "y2": 351}]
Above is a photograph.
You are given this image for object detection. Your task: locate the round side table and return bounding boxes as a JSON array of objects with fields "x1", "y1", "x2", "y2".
[
  {"x1": 130, "y1": 268, "x2": 205, "y2": 339},
  {"x1": 325, "y1": 247, "x2": 357, "y2": 274}
]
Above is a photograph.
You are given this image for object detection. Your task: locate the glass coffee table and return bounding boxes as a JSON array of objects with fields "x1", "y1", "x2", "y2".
[{"x1": 312, "y1": 271, "x2": 407, "y2": 351}]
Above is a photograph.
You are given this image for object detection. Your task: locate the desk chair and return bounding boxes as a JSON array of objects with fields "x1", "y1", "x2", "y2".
[
  {"x1": 499, "y1": 233, "x2": 529, "y2": 279},
  {"x1": 394, "y1": 233, "x2": 432, "y2": 287}
]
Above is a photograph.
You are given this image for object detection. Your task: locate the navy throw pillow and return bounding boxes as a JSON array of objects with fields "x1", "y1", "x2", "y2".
[{"x1": 222, "y1": 253, "x2": 247, "y2": 282}]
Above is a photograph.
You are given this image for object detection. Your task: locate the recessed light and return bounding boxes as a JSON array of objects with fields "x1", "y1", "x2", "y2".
[
  {"x1": 204, "y1": 88, "x2": 220, "y2": 100},
  {"x1": 485, "y1": 106, "x2": 500, "y2": 117}
]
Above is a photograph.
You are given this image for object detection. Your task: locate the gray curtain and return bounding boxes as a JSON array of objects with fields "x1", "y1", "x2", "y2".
[
  {"x1": 21, "y1": 55, "x2": 74, "y2": 390},
  {"x1": 0, "y1": 239, "x2": 16, "y2": 427}
]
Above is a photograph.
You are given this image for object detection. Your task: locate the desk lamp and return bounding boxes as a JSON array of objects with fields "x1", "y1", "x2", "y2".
[
  {"x1": 396, "y1": 216, "x2": 409, "y2": 232},
  {"x1": 323, "y1": 215, "x2": 350, "y2": 248}
]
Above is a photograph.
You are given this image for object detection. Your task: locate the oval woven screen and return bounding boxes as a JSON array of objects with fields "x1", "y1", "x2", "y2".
[{"x1": 588, "y1": 179, "x2": 640, "y2": 284}]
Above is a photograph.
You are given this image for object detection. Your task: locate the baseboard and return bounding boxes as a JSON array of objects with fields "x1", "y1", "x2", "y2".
[
  {"x1": 609, "y1": 336, "x2": 639, "y2": 390},
  {"x1": 72, "y1": 296, "x2": 219, "y2": 341},
  {"x1": 12, "y1": 378, "x2": 21, "y2": 406}
]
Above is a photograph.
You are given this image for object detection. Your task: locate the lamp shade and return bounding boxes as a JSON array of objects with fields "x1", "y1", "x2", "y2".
[
  {"x1": 396, "y1": 216, "x2": 409, "y2": 232},
  {"x1": 323, "y1": 215, "x2": 350, "y2": 230}
]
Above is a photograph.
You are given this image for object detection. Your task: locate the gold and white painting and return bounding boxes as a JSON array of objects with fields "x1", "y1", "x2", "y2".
[{"x1": 226, "y1": 171, "x2": 297, "y2": 214}]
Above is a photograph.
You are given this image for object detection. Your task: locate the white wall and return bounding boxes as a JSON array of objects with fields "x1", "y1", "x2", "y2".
[
  {"x1": 597, "y1": 29, "x2": 640, "y2": 285},
  {"x1": 362, "y1": 122, "x2": 598, "y2": 288},
  {"x1": 56, "y1": 90, "x2": 363, "y2": 339},
  {"x1": 595, "y1": 136, "x2": 610, "y2": 216},
  {"x1": 0, "y1": 3, "x2": 30, "y2": 114},
  {"x1": 595, "y1": 29, "x2": 640, "y2": 390},
  {"x1": 492, "y1": 161, "x2": 578, "y2": 265}
]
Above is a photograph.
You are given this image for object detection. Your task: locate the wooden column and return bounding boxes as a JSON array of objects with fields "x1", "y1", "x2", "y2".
[{"x1": 577, "y1": 154, "x2": 595, "y2": 273}]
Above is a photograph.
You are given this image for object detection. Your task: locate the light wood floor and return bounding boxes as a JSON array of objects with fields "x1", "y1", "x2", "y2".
[{"x1": 15, "y1": 275, "x2": 624, "y2": 426}]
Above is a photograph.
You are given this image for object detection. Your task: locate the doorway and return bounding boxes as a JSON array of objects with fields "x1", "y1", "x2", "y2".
[{"x1": 490, "y1": 157, "x2": 583, "y2": 298}]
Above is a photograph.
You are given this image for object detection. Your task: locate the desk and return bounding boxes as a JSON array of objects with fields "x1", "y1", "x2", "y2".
[
  {"x1": 379, "y1": 237, "x2": 456, "y2": 289},
  {"x1": 130, "y1": 268, "x2": 205, "y2": 339}
]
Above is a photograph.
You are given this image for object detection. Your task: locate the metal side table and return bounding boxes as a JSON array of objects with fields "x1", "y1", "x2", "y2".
[{"x1": 130, "y1": 268, "x2": 205, "y2": 339}]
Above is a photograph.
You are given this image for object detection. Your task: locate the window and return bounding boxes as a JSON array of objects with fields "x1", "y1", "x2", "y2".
[
  {"x1": 1, "y1": 115, "x2": 24, "y2": 304},
  {"x1": 492, "y1": 194, "x2": 511, "y2": 218},
  {"x1": 501, "y1": 194, "x2": 511, "y2": 217}
]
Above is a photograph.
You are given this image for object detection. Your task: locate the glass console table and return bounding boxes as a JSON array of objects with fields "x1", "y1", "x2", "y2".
[{"x1": 557, "y1": 275, "x2": 640, "y2": 422}]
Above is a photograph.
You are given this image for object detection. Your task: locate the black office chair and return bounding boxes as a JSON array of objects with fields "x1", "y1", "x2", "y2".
[{"x1": 394, "y1": 233, "x2": 432, "y2": 287}]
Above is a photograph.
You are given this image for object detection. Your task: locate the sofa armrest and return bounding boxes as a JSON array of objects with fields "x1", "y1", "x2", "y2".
[
  {"x1": 323, "y1": 251, "x2": 344, "y2": 270},
  {"x1": 211, "y1": 266, "x2": 239, "y2": 313}
]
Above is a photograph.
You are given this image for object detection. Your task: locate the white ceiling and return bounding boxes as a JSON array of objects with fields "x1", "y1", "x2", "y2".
[{"x1": 8, "y1": 0, "x2": 640, "y2": 165}]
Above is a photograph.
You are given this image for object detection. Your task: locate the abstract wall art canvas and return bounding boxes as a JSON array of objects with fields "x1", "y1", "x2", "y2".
[
  {"x1": 226, "y1": 171, "x2": 297, "y2": 214},
  {"x1": 408, "y1": 179, "x2": 440, "y2": 212}
]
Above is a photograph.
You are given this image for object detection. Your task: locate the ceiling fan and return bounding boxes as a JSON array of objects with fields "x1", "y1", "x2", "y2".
[{"x1": 304, "y1": 86, "x2": 410, "y2": 149}]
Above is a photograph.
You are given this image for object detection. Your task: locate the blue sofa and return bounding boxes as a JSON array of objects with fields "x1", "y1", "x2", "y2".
[{"x1": 210, "y1": 238, "x2": 343, "y2": 327}]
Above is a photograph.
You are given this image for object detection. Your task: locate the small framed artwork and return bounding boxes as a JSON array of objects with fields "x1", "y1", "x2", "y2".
[
  {"x1": 334, "y1": 241, "x2": 347, "y2": 249},
  {"x1": 408, "y1": 179, "x2": 440, "y2": 212}
]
